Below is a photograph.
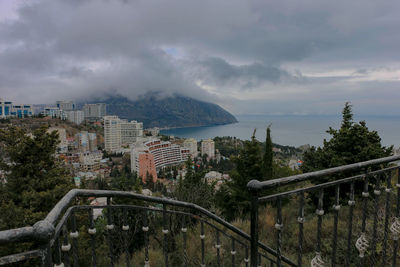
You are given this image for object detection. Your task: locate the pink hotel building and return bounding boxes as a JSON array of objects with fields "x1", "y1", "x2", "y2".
[{"x1": 131, "y1": 139, "x2": 191, "y2": 183}]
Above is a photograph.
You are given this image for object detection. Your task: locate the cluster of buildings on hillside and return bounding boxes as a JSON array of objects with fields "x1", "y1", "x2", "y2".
[
  {"x1": 101, "y1": 114, "x2": 217, "y2": 183},
  {"x1": 2, "y1": 97, "x2": 221, "y2": 186},
  {"x1": 49, "y1": 127, "x2": 110, "y2": 186},
  {"x1": 44, "y1": 101, "x2": 106, "y2": 124},
  {"x1": 0, "y1": 99, "x2": 34, "y2": 118},
  {"x1": 0, "y1": 99, "x2": 107, "y2": 125}
]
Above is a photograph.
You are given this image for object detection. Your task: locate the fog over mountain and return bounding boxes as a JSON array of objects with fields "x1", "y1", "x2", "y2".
[{"x1": 1, "y1": 0, "x2": 400, "y2": 115}]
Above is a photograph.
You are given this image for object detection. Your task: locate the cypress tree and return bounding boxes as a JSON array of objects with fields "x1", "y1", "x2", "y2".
[{"x1": 263, "y1": 126, "x2": 273, "y2": 180}]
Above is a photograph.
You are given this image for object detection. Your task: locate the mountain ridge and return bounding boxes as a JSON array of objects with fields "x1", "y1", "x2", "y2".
[{"x1": 84, "y1": 94, "x2": 237, "y2": 128}]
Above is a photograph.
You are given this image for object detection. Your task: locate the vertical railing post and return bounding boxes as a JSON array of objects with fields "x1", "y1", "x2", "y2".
[
  {"x1": 162, "y1": 204, "x2": 169, "y2": 267},
  {"x1": 33, "y1": 220, "x2": 55, "y2": 267},
  {"x1": 39, "y1": 242, "x2": 53, "y2": 267},
  {"x1": 250, "y1": 188, "x2": 259, "y2": 267}
]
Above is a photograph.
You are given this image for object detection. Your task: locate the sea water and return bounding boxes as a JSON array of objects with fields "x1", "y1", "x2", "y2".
[{"x1": 160, "y1": 114, "x2": 400, "y2": 147}]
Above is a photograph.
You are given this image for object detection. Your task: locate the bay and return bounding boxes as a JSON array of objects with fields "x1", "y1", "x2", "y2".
[{"x1": 160, "y1": 114, "x2": 400, "y2": 147}]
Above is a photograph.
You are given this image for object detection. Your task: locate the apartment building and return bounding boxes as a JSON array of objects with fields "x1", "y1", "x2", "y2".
[
  {"x1": 104, "y1": 116, "x2": 122, "y2": 152},
  {"x1": 201, "y1": 139, "x2": 215, "y2": 159},
  {"x1": 121, "y1": 120, "x2": 143, "y2": 144},
  {"x1": 88, "y1": 133, "x2": 97, "y2": 152},
  {"x1": 0, "y1": 100, "x2": 34, "y2": 118},
  {"x1": 44, "y1": 107, "x2": 67, "y2": 120},
  {"x1": 65, "y1": 110, "x2": 84, "y2": 125},
  {"x1": 104, "y1": 115, "x2": 143, "y2": 152},
  {"x1": 137, "y1": 153, "x2": 157, "y2": 183},
  {"x1": 76, "y1": 131, "x2": 90, "y2": 152},
  {"x1": 56, "y1": 101, "x2": 75, "y2": 111},
  {"x1": 183, "y1": 138, "x2": 198, "y2": 158},
  {"x1": 83, "y1": 103, "x2": 106, "y2": 121}
]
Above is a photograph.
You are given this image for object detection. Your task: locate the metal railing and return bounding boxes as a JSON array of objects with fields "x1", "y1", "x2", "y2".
[
  {"x1": 2, "y1": 155, "x2": 400, "y2": 266},
  {"x1": 248, "y1": 154, "x2": 400, "y2": 267},
  {"x1": 0, "y1": 189, "x2": 289, "y2": 266}
]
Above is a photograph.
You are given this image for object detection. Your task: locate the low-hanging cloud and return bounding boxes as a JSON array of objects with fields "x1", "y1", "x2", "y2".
[{"x1": 0, "y1": 0, "x2": 399, "y2": 115}]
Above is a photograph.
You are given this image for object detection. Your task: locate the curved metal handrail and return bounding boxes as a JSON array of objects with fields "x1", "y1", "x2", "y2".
[
  {"x1": 0, "y1": 189, "x2": 296, "y2": 266},
  {"x1": 247, "y1": 154, "x2": 400, "y2": 191}
]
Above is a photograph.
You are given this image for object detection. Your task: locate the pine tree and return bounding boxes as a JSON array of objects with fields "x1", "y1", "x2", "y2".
[
  {"x1": 216, "y1": 130, "x2": 263, "y2": 221},
  {"x1": 263, "y1": 126, "x2": 273, "y2": 180},
  {"x1": 0, "y1": 126, "x2": 74, "y2": 230},
  {"x1": 302, "y1": 102, "x2": 392, "y2": 174},
  {"x1": 301, "y1": 102, "x2": 392, "y2": 203}
]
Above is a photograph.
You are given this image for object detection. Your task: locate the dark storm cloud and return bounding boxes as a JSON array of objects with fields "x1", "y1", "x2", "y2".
[
  {"x1": 0, "y1": 0, "x2": 399, "y2": 115},
  {"x1": 195, "y1": 57, "x2": 294, "y2": 89}
]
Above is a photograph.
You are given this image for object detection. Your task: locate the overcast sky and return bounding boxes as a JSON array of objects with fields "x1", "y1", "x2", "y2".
[{"x1": 0, "y1": 0, "x2": 399, "y2": 115}]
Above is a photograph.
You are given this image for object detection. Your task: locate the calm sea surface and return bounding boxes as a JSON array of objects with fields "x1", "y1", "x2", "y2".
[{"x1": 161, "y1": 114, "x2": 400, "y2": 147}]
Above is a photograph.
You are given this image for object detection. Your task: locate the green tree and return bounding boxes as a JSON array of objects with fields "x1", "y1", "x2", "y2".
[
  {"x1": 216, "y1": 130, "x2": 263, "y2": 221},
  {"x1": 263, "y1": 126, "x2": 273, "y2": 180},
  {"x1": 302, "y1": 102, "x2": 392, "y2": 174},
  {"x1": 302, "y1": 102, "x2": 392, "y2": 204},
  {"x1": 175, "y1": 158, "x2": 214, "y2": 209},
  {"x1": 0, "y1": 125, "x2": 74, "y2": 229}
]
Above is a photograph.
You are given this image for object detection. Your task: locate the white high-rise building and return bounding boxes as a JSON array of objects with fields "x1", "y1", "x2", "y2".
[
  {"x1": 201, "y1": 139, "x2": 215, "y2": 159},
  {"x1": 56, "y1": 101, "x2": 75, "y2": 111},
  {"x1": 183, "y1": 138, "x2": 198, "y2": 158},
  {"x1": 121, "y1": 120, "x2": 143, "y2": 145},
  {"x1": 104, "y1": 116, "x2": 122, "y2": 153},
  {"x1": 65, "y1": 110, "x2": 84, "y2": 125},
  {"x1": 83, "y1": 103, "x2": 106, "y2": 120},
  {"x1": 104, "y1": 115, "x2": 144, "y2": 152}
]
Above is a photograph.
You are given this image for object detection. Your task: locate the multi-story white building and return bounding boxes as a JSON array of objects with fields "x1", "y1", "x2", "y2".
[
  {"x1": 104, "y1": 115, "x2": 143, "y2": 152},
  {"x1": 88, "y1": 133, "x2": 97, "y2": 152},
  {"x1": 121, "y1": 120, "x2": 143, "y2": 145},
  {"x1": 44, "y1": 107, "x2": 67, "y2": 120},
  {"x1": 147, "y1": 127, "x2": 160, "y2": 136},
  {"x1": 65, "y1": 110, "x2": 84, "y2": 125},
  {"x1": 13, "y1": 105, "x2": 34, "y2": 118},
  {"x1": 130, "y1": 139, "x2": 190, "y2": 174},
  {"x1": 0, "y1": 100, "x2": 13, "y2": 118},
  {"x1": 83, "y1": 103, "x2": 106, "y2": 121},
  {"x1": 104, "y1": 115, "x2": 122, "y2": 152},
  {"x1": 183, "y1": 138, "x2": 198, "y2": 158},
  {"x1": 201, "y1": 139, "x2": 215, "y2": 159},
  {"x1": 56, "y1": 101, "x2": 75, "y2": 111},
  {"x1": 0, "y1": 100, "x2": 34, "y2": 118}
]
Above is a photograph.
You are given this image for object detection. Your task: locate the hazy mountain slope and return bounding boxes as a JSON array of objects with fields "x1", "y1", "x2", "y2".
[{"x1": 91, "y1": 94, "x2": 237, "y2": 128}]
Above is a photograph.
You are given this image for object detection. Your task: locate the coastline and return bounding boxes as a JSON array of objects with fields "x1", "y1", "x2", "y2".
[
  {"x1": 158, "y1": 121, "x2": 239, "y2": 131},
  {"x1": 159, "y1": 114, "x2": 400, "y2": 147}
]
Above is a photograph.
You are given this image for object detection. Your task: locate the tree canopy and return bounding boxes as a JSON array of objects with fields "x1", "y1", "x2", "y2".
[
  {"x1": 302, "y1": 102, "x2": 392, "y2": 174},
  {"x1": 216, "y1": 130, "x2": 263, "y2": 220},
  {"x1": 0, "y1": 126, "x2": 74, "y2": 230}
]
